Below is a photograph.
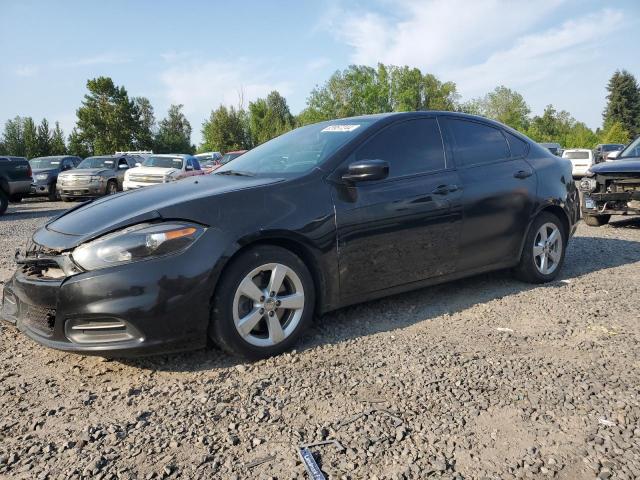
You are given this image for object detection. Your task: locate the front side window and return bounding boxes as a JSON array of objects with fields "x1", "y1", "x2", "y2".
[
  {"x1": 352, "y1": 118, "x2": 446, "y2": 178},
  {"x1": 443, "y1": 118, "x2": 510, "y2": 167}
]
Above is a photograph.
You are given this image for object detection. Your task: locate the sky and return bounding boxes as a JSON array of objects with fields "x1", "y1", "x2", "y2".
[{"x1": 1, "y1": 0, "x2": 639, "y2": 145}]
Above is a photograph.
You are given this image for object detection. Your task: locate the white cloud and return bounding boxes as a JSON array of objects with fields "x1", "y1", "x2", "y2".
[
  {"x1": 306, "y1": 57, "x2": 332, "y2": 71},
  {"x1": 160, "y1": 58, "x2": 293, "y2": 119},
  {"x1": 14, "y1": 64, "x2": 39, "y2": 77},
  {"x1": 336, "y1": 0, "x2": 565, "y2": 68},
  {"x1": 448, "y1": 9, "x2": 624, "y2": 97}
]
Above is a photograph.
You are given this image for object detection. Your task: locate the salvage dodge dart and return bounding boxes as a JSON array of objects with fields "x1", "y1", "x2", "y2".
[{"x1": 0, "y1": 112, "x2": 578, "y2": 359}]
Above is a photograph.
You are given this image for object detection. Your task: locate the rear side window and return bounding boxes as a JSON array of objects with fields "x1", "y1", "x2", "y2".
[
  {"x1": 443, "y1": 118, "x2": 510, "y2": 167},
  {"x1": 192, "y1": 158, "x2": 202, "y2": 170},
  {"x1": 505, "y1": 132, "x2": 529, "y2": 158},
  {"x1": 354, "y1": 118, "x2": 446, "y2": 178}
]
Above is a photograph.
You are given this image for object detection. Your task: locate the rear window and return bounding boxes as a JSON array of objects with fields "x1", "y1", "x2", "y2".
[
  {"x1": 563, "y1": 151, "x2": 590, "y2": 160},
  {"x1": 505, "y1": 132, "x2": 529, "y2": 158}
]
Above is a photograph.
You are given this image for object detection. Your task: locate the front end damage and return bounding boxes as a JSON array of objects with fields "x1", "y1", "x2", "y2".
[{"x1": 580, "y1": 171, "x2": 640, "y2": 216}]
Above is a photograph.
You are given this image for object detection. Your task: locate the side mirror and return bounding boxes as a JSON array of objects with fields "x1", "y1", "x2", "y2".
[
  {"x1": 607, "y1": 151, "x2": 620, "y2": 160},
  {"x1": 342, "y1": 159, "x2": 389, "y2": 183}
]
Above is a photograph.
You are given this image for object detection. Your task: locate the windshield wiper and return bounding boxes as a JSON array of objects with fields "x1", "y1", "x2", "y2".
[{"x1": 215, "y1": 170, "x2": 255, "y2": 177}]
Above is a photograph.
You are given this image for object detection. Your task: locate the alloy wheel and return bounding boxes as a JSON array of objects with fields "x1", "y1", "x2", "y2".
[
  {"x1": 533, "y1": 222, "x2": 562, "y2": 275},
  {"x1": 232, "y1": 263, "x2": 305, "y2": 347}
]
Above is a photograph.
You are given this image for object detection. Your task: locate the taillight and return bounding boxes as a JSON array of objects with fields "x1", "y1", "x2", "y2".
[{"x1": 27, "y1": 163, "x2": 32, "y2": 178}]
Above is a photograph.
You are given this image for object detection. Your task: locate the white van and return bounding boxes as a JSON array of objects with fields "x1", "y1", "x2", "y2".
[{"x1": 562, "y1": 149, "x2": 594, "y2": 178}]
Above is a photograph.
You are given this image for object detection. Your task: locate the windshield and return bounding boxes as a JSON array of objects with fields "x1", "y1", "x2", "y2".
[
  {"x1": 563, "y1": 151, "x2": 590, "y2": 160},
  {"x1": 619, "y1": 138, "x2": 640, "y2": 159},
  {"x1": 142, "y1": 156, "x2": 185, "y2": 169},
  {"x1": 30, "y1": 157, "x2": 63, "y2": 169},
  {"x1": 603, "y1": 144, "x2": 624, "y2": 152},
  {"x1": 216, "y1": 120, "x2": 375, "y2": 176},
  {"x1": 78, "y1": 157, "x2": 116, "y2": 169}
]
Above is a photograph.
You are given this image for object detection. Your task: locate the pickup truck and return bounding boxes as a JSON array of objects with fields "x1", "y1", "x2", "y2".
[{"x1": 0, "y1": 156, "x2": 32, "y2": 215}]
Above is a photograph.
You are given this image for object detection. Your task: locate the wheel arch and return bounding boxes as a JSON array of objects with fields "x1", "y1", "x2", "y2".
[
  {"x1": 518, "y1": 203, "x2": 571, "y2": 259},
  {"x1": 212, "y1": 233, "x2": 329, "y2": 317}
]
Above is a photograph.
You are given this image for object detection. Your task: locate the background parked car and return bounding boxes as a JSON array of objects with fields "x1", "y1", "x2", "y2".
[
  {"x1": 539, "y1": 142, "x2": 562, "y2": 156},
  {"x1": 123, "y1": 154, "x2": 205, "y2": 190},
  {"x1": 57, "y1": 155, "x2": 138, "y2": 201},
  {"x1": 207, "y1": 150, "x2": 248, "y2": 172},
  {"x1": 0, "y1": 156, "x2": 31, "y2": 215},
  {"x1": 27, "y1": 155, "x2": 82, "y2": 201},
  {"x1": 594, "y1": 143, "x2": 625, "y2": 163},
  {"x1": 195, "y1": 152, "x2": 223, "y2": 174},
  {"x1": 562, "y1": 149, "x2": 594, "y2": 178}
]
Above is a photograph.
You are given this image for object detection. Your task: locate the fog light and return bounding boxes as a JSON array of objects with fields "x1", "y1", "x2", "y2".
[{"x1": 65, "y1": 318, "x2": 142, "y2": 344}]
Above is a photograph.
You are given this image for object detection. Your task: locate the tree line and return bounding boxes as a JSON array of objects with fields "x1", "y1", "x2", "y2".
[{"x1": 1, "y1": 66, "x2": 639, "y2": 158}]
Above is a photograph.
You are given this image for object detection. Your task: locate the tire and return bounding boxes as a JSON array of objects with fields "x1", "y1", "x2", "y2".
[
  {"x1": 0, "y1": 190, "x2": 8, "y2": 215},
  {"x1": 106, "y1": 180, "x2": 118, "y2": 195},
  {"x1": 513, "y1": 212, "x2": 567, "y2": 284},
  {"x1": 209, "y1": 245, "x2": 315, "y2": 359},
  {"x1": 583, "y1": 214, "x2": 610, "y2": 227},
  {"x1": 47, "y1": 185, "x2": 59, "y2": 202},
  {"x1": 9, "y1": 194, "x2": 23, "y2": 203}
]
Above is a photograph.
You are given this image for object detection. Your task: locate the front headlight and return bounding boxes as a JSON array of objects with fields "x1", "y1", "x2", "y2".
[
  {"x1": 89, "y1": 176, "x2": 103, "y2": 183},
  {"x1": 164, "y1": 175, "x2": 176, "y2": 182},
  {"x1": 579, "y1": 177, "x2": 597, "y2": 192},
  {"x1": 35, "y1": 174, "x2": 48, "y2": 181},
  {"x1": 71, "y1": 222, "x2": 205, "y2": 271}
]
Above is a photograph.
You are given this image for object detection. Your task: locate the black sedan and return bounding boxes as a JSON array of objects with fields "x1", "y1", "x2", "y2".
[{"x1": 0, "y1": 112, "x2": 578, "y2": 359}]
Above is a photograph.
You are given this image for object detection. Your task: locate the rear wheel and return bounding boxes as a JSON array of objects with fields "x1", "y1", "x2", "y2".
[
  {"x1": 514, "y1": 212, "x2": 567, "y2": 283},
  {"x1": 209, "y1": 245, "x2": 315, "y2": 359},
  {"x1": 0, "y1": 190, "x2": 8, "y2": 215},
  {"x1": 583, "y1": 214, "x2": 610, "y2": 227}
]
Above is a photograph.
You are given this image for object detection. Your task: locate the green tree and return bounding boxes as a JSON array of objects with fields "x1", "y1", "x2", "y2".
[
  {"x1": 248, "y1": 91, "x2": 294, "y2": 146},
  {"x1": 154, "y1": 104, "x2": 193, "y2": 153},
  {"x1": 73, "y1": 76, "x2": 143, "y2": 155},
  {"x1": 51, "y1": 122, "x2": 67, "y2": 155},
  {"x1": 464, "y1": 86, "x2": 530, "y2": 131},
  {"x1": 23, "y1": 117, "x2": 38, "y2": 158},
  {"x1": 299, "y1": 64, "x2": 458, "y2": 126},
  {"x1": 564, "y1": 122, "x2": 599, "y2": 149},
  {"x1": 134, "y1": 96, "x2": 156, "y2": 150},
  {"x1": 201, "y1": 105, "x2": 249, "y2": 152},
  {"x1": 2, "y1": 117, "x2": 25, "y2": 156},
  {"x1": 68, "y1": 127, "x2": 91, "y2": 158},
  {"x1": 603, "y1": 70, "x2": 640, "y2": 137},
  {"x1": 36, "y1": 118, "x2": 52, "y2": 157},
  {"x1": 599, "y1": 121, "x2": 631, "y2": 144}
]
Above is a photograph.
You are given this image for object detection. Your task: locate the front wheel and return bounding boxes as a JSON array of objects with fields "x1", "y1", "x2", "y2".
[
  {"x1": 47, "y1": 186, "x2": 59, "y2": 201},
  {"x1": 513, "y1": 212, "x2": 567, "y2": 284},
  {"x1": 106, "y1": 180, "x2": 118, "y2": 195},
  {"x1": 0, "y1": 190, "x2": 8, "y2": 215},
  {"x1": 209, "y1": 245, "x2": 315, "y2": 359},
  {"x1": 583, "y1": 214, "x2": 610, "y2": 227}
]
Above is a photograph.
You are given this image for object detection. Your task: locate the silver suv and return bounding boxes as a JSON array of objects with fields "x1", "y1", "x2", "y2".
[{"x1": 57, "y1": 155, "x2": 138, "y2": 201}]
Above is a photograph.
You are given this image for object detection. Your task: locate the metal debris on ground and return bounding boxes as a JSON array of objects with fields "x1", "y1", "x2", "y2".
[
  {"x1": 298, "y1": 439, "x2": 345, "y2": 480},
  {"x1": 496, "y1": 327, "x2": 514, "y2": 333},
  {"x1": 243, "y1": 454, "x2": 276, "y2": 470},
  {"x1": 598, "y1": 417, "x2": 616, "y2": 427}
]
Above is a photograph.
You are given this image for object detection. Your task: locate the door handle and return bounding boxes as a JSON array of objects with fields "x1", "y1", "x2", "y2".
[
  {"x1": 432, "y1": 184, "x2": 458, "y2": 195},
  {"x1": 514, "y1": 170, "x2": 532, "y2": 179}
]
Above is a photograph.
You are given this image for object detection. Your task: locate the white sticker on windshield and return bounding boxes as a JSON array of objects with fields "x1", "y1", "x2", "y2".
[{"x1": 322, "y1": 124, "x2": 361, "y2": 133}]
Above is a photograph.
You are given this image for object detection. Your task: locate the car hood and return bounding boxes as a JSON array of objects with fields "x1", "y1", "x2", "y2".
[
  {"x1": 32, "y1": 168, "x2": 58, "y2": 175},
  {"x1": 128, "y1": 166, "x2": 178, "y2": 175},
  {"x1": 34, "y1": 175, "x2": 283, "y2": 250},
  {"x1": 59, "y1": 168, "x2": 113, "y2": 176},
  {"x1": 590, "y1": 158, "x2": 640, "y2": 174}
]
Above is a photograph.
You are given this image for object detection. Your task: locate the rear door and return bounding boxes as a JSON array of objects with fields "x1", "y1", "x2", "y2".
[
  {"x1": 439, "y1": 117, "x2": 536, "y2": 272},
  {"x1": 332, "y1": 117, "x2": 463, "y2": 299}
]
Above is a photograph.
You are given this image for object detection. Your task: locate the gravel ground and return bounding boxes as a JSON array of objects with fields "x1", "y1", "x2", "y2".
[{"x1": 1, "y1": 198, "x2": 639, "y2": 480}]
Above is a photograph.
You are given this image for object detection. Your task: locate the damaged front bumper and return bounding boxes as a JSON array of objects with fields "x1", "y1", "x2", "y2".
[
  {"x1": 0, "y1": 239, "x2": 217, "y2": 357},
  {"x1": 581, "y1": 174, "x2": 640, "y2": 216}
]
